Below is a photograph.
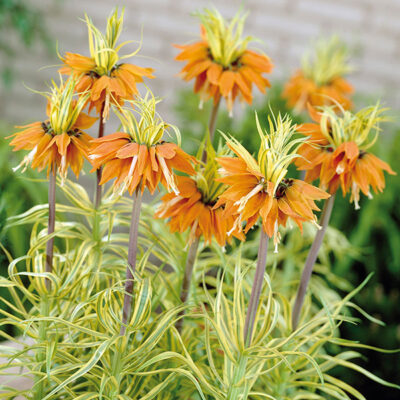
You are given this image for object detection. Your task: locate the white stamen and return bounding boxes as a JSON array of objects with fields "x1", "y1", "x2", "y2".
[
  {"x1": 13, "y1": 146, "x2": 38, "y2": 173},
  {"x1": 234, "y1": 184, "x2": 264, "y2": 213},
  {"x1": 119, "y1": 155, "x2": 138, "y2": 196},
  {"x1": 312, "y1": 218, "x2": 322, "y2": 230},
  {"x1": 273, "y1": 221, "x2": 280, "y2": 253},
  {"x1": 198, "y1": 99, "x2": 204, "y2": 110},
  {"x1": 367, "y1": 191, "x2": 373, "y2": 199},
  {"x1": 217, "y1": 167, "x2": 228, "y2": 177},
  {"x1": 158, "y1": 156, "x2": 179, "y2": 195},
  {"x1": 336, "y1": 162, "x2": 345, "y2": 175},
  {"x1": 89, "y1": 154, "x2": 100, "y2": 160},
  {"x1": 352, "y1": 182, "x2": 361, "y2": 210},
  {"x1": 156, "y1": 196, "x2": 182, "y2": 218},
  {"x1": 103, "y1": 93, "x2": 110, "y2": 123},
  {"x1": 228, "y1": 215, "x2": 242, "y2": 236}
]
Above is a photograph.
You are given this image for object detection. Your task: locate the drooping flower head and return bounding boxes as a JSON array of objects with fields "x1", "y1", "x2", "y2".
[
  {"x1": 90, "y1": 92, "x2": 196, "y2": 196},
  {"x1": 215, "y1": 112, "x2": 330, "y2": 251},
  {"x1": 296, "y1": 103, "x2": 395, "y2": 209},
  {"x1": 155, "y1": 140, "x2": 244, "y2": 246},
  {"x1": 175, "y1": 8, "x2": 273, "y2": 114},
  {"x1": 9, "y1": 77, "x2": 97, "y2": 180},
  {"x1": 60, "y1": 9, "x2": 155, "y2": 121},
  {"x1": 283, "y1": 36, "x2": 354, "y2": 112}
]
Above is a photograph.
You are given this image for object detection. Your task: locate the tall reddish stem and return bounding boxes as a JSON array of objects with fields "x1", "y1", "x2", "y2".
[
  {"x1": 243, "y1": 228, "x2": 269, "y2": 346},
  {"x1": 94, "y1": 102, "x2": 106, "y2": 209},
  {"x1": 291, "y1": 195, "x2": 335, "y2": 330},
  {"x1": 45, "y1": 167, "x2": 56, "y2": 289},
  {"x1": 120, "y1": 187, "x2": 143, "y2": 335}
]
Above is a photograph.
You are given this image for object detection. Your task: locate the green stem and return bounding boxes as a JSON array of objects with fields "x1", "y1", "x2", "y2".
[
  {"x1": 94, "y1": 102, "x2": 106, "y2": 209},
  {"x1": 120, "y1": 187, "x2": 143, "y2": 336},
  {"x1": 201, "y1": 97, "x2": 221, "y2": 163},
  {"x1": 291, "y1": 195, "x2": 335, "y2": 330},
  {"x1": 243, "y1": 229, "x2": 269, "y2": 346},
  {"x1": 226, "y1": 353, "x2": 248, "y2": 400},
  {"x1": 45, "y1": 168, "x2": 56, "y2": 290},
  {"x1": 34, "y1": 296, "x2": 50, "y2": 400},
  {"x1": 175, "y1": 237, "x2": 200, "y2": 333}
]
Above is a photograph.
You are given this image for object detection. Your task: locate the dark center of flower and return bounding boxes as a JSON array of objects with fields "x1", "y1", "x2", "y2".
[
  {"x1": 87, "y1": 70, "x2": 101, "y2": 79},
  {"x1": 42, "y1": 121, "x2": 81, "y2": 137},
  {"x1": 207, "y1": 48, "x2": 241, "y2": 71},
  {"x1": 359, "y1": 150, "x2": 367, "y2": 159},
  {"x1": 275, "y1": 178, "x2": 294, "y2": 199},
  {"x1": 42, "y1": 121, "x2": 54, "y2": 136}
]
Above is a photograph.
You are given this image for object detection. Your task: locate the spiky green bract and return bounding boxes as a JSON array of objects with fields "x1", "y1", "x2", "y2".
[
  {"x1": 220, "y1": 110, "x2": 307, "y2": 194},
  {"x1": 195, "y1": 137, "x2": 229, "y2": 204},
  {"x1": 302, "y1": 36, "x2": 353, "y2": 86},
  {"x1": 114, "y1": 92, "x2": 181, "y2": 147},
  {"x1": 84, "y1": 8, "x2": 141, "y2": 76},
  {"x1": 194, "y1": 8, "x2": 254, "y2": 68},
  {"x1": 318, "y1": 102, "x2": 389, "y2": 150}
]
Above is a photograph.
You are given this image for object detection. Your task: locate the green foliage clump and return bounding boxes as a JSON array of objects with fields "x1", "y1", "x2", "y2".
[{"x1": 0, "y1": 177, "x2": 398, "y2": 399}]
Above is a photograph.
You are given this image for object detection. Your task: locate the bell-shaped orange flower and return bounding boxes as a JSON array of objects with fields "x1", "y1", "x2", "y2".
[
  {"x1": 215, "y1": 113, "x2": 330, "y2": 251},
  {"x1": 174, "y1": 8, "x2": 273, "y2": 114},
  {"x1": 8, "y1": 78, "x2": 97, "y2": 180},
  {"x1": 60, "y1": 9, "x2": 154, "y2": 121},
  {"x1": 89, "y1": 93, "x2": 196, "y2": 195},
  {"x1": 283, "y1": 36, "x2": 353, "y2": 112},
  {"x1": 155, "y1": 142, "x2": 244, "y2": 246},
  {"x1": 296, "y1": 104, "x2": 395, "y2": 209}
]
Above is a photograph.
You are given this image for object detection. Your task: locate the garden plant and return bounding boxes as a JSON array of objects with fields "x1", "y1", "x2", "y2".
[{"x1": 0, "y1": 7, "x2": 399, "y2": 400}]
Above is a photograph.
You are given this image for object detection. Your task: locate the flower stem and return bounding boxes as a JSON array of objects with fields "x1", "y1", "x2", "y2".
[
  {"x1": 120, "y1": 187, "x2": 143, "y2": 336},
  {"x1": 243, "y1": 228, "x2": 269, "y2": 346},
  {"x1": 175, "y1": 237, "x2": 200, "y2": 333},
  {"x1": 45, "y1": 167, "x2": 56, "y2": 290},
  {"x1": 291, "y1": 194, "x2": 336, "y2": 330},
  {"x1": 201, "y1": 98, "x2": 221, "y2": 163},
  {"x1": 34, "y1": 296, "x2": 50, "y2": 400},
  {"x1": 94, "y1": 102, "x2": 106, "y2": 209}
]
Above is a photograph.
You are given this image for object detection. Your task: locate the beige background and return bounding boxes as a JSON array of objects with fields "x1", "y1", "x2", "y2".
[{"x1": 1, "y1": 0, "x2": 399, "y2": 126}]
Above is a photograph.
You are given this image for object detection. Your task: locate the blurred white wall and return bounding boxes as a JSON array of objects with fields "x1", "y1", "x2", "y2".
[{"x1": 1, "y1": 0, "x2": 399, "y2": 126}]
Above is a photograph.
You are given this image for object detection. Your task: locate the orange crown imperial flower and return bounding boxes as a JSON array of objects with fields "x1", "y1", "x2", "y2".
[
  {"x1": 215, "y1": 112, "x2": 330, "y2": 251},
  {"x1": 60, "y1": 9, "x2": 154, "y2": 121},
  {"x1": 155, "y1": 141, "x2": 244, "y2": 246},
  {"x1": 296, "y1": 103, "x2": 395, "y2": 209},
  {"x1": 89, "y1": 93, "x2": 196, "y2": 196},
  {"x1": 174, "y1": 8, "x2": 273, "y2": 114},
  {"x1": 8, "y1": 77, "x2": 97, "y2": 181},
  {"x1": 283, "y1": 36, "x2": 354, "y2": 112}
]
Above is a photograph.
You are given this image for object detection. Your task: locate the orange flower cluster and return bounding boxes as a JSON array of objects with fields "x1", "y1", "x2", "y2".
[
  {"x1": 90, "y1": 134, "x2": 195, "y2": 195},
  {"x1": 175, "y1": 9, "x2": 272, "y2": 113},
  {"x1": 155, "y1": 175, "x2": 244, "y2": 246},
  {"x1": 60, "y1": 10, "x2": 154, "y2": 121},
  {"x1": 283, "y1": 71, "x2": 353, "y2": 111},
  {"x1": 89, "y1": 94, "x2": 196, "y2": 196},
  {"x1": 207, "y1": 114, "x2": 330, "y2": 250},
  {"x1": 296, "y1": 105, "x2": 395, "y2": 208},
  {"x1": 283, "y1": 36, "x2": 353, "y2": 112},
  {"x1": 61, "y1": 55, "x2": 154, "y2": 120},
  {"x1": 215, "y1": 152, "x2": 329, "y2": 248},
  {"x1": 8, "y1": 80, "x2": 96, "y2": 179}
]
